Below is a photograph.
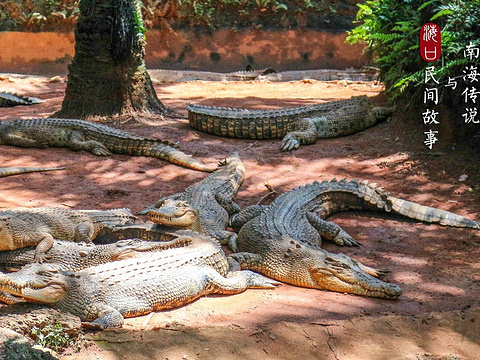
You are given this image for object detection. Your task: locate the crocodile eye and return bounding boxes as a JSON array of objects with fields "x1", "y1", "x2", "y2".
[
  {"x1": 37, "y1": 270, "x2": 56, "y2": 276},
  {"x1": 155, "y1": 199, "x2": 166, "y2": 207}
]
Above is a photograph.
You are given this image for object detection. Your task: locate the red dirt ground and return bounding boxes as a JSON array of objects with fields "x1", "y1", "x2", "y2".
[{"x1": 0, "y1": 74, "x2": 479, "y2": 360}]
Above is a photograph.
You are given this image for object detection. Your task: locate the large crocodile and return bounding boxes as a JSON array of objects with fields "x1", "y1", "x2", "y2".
[
  {"x1": 140, "y1": 152, "x2": 245, "y2": 250},
  {"x1": 0, "y1": 92, "x2": 43, "y2": 107},
  {"x1": 0, "y1": 207, "x2": 137, "y2": 262},
  {"x1": 187, "y1": 95, "x2": 395, "y2": 151},
  {"x1": 0, "y1": 234, "x2": 279, "y2": 329},
  {"x1": 0, "y1": 118, "x2": 214, "y2": 172},
  {"x1": 0, "y1": 236, "x2": 193, "y2": 305},
  {"x1": 148, "y1": 68, "x2": 275, "y2": 82},
  {"x1": 230, "y1": 178, "x2": 480, "y2": 299},
  {"x1": 0, "y1": 235, "x2": 194, "y2": 272},
  {"x1": 0, "y1": 166, "x2": 65, "y2": 178}
]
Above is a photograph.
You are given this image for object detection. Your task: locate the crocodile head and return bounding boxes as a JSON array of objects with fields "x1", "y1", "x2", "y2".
[
  {"x1": 0, "y1": 263, "x2": 68, "y2": 303},
  {"x1": 310, "y1": 252, "x2": 402, "y2": 299},
  {"x1": 148, "y1": 199, "x2": 199, "y2": 228}
]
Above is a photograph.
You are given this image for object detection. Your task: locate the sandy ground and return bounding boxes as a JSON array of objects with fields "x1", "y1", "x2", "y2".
[{"x1": 0, "y1": 75, "x2": 479, "y2": 360}]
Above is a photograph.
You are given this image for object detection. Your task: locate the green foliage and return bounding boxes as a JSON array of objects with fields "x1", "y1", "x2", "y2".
[
  {"x1": 133, "y1": 5, "x2": 148, "y2": 40},
  {"x1": 0, "y1": 0, "x2": 80, "y2": 31},
  {"x1": 346, "y1": 0, "x2": 480, "y2": 102},
  {"x1": 31, "y1": 324, "x2": 76, "y2": 352},
  {"x1": 0, "y1": 0, "x2": 359, "y2": 32}
]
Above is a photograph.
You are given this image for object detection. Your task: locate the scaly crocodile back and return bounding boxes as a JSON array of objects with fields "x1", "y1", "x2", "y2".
[
  {"x1": 0, "y1": 92, "x2": 43, "y2": 107},
  {"x1": 82, "y1": 232, "x2": 229, "y2": 278},
  {"x1": 187, "y1": 96, "x2": 370, "y2": 139}
]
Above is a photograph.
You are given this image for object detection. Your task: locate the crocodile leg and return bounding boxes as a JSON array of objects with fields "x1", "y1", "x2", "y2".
[
  {"x1": 212, "y1": 229, "x2": 239, "y2": 252},
  {"x1": 306, "y1": 212, "x2": 360, "y2": 247},
  {"x1": 82, "y1": 303, "x2": 125, "y2": 329},
  {"x1": 68, "y1": 131, "x2": 112, "y2": 156},
  {"x1": 207, "y1": 267, "x2": 280, "y2": 293},
  {"x1": 372, "y1": 105, "x2": 397, "y2": 120},
  {"x1": 33, "y1": 234, "x2": 56, "y2": 263},
  {"x1": 230, "y1": 205, "x2": 269, "y2": 232},
  {"x1": 73, "y1": 222, "x2": 96, "y2": 243},
  {"x1": 214, "y1": 194, "x2": 241, "y2": 215},
  {"x1": 281, "y1": 118, "x2": 318, "y2": 151},
  {"x1": 229, "y1": 252, "x2": 264, "y2": 272}
]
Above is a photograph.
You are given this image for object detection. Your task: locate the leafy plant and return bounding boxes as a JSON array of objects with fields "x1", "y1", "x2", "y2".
[
  {"x1": 346, "y1": 0, "x2": 480, "y2": 103},
  {"x1": 134, "y1": 5, "x2": 148, "y2": 40},
  {"x1": 0, "y1": 0, "x2": 80, "y2": 31},
  {"x1": 31, "y1": 323, "x2": 76, "y2": 352}
]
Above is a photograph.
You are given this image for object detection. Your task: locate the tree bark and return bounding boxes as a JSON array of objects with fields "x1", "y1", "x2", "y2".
[{"x1": 54, "y1": 0, "x2": 173, "y2": 121}]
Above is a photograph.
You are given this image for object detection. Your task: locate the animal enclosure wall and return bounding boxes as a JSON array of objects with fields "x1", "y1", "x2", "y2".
[{"x1": 0, "y1": 29, "x2": 367, "y2": 75}]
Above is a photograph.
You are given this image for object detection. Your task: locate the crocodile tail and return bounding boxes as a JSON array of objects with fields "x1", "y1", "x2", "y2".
[
  {"x1": 114, "y1": 138, "x2": 215, "y2": 172},
  {"x1": 0, "y1": 92, "x2": 43, "y2": 107},
  {"x1": 386, "y1": 196, "x2": 480, "y2": 229},
  {"x1": 146, "y1": 143, "x2": 215, "y2": 172},
  {"x1": 0, "y1": 167, "x2": 65, "y2": 178},
  {"x1": 348, "y1": 179, "x2": 480, "y2": 229}
]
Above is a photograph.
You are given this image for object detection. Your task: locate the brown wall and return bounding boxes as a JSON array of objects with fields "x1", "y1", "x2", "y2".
[{"x1": 0, "y1": 29, "x2": 367, "y2": 75}]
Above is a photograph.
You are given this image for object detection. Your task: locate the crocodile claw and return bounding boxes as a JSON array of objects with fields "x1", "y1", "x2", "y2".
[
  {"x1": 92, "y1": 146, "x2": 112, "y2": 156},
  {"x1": 333, "y1": 230, "x2": 360, "y2": 247},
  {"x1": 281, "y1": 135, "x2": 300, "y2": 151},
  {"x1": 244, "y1": 270, "x2": 282, "y2": 289}
]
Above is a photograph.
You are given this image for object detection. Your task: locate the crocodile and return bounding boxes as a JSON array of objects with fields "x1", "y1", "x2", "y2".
[
  {"x1": 149, "y1": 68, "x2": 275, "y2": 82},
  {"x1": 0, "y1": 236, "x2": 194, "y2": 305},
  {"x1": 230, "y1": 178, "x2": 480, "y2": 299},
  {"x1": 0, "y1": 207, "x2": 138, "y2": 262},
  {"x1": 94, "y1": 223, "x2": 187, "y2": 243},
  {"x1": 0, "y1": 92, "x2": 43, "y2": 107},
  {"x1": 187, "y1": 95, "x2": 395, "y2": 151},
  {"x1": 0, "y1": 166, "x2": 65, "y2": 178},
  {"x1": 0, "y1": 118, "x2": 214, "y2": 172},
  {"x1": 0, "y1": 235, "x2": 194, "y2": 272},
  {"x1": 0, "y1": 233, "x2": 279, "y2": 329},
  {"x1": 139, "y1": 152, "x2": 245, "y2": 251}
]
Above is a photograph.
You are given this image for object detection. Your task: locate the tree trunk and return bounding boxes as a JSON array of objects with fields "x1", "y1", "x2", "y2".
[{"x1": 54, "y1": 0, "x2": 173, "y2": 121}]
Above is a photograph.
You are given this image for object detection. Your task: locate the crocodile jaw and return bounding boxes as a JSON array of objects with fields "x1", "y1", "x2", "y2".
[
  {"x1": 0, "y1": 282, "x2": 66, "y2": 303},
  {"x1": 311, "y1": 254, "x2": 402, "y2": 299},
  {"x1": 148, "y1": 200, "x2": 198, "y2": 228},
  {"x1": 0, "y1": 265, "x2": 67, "y2": 303}
]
